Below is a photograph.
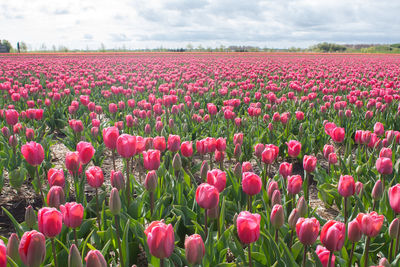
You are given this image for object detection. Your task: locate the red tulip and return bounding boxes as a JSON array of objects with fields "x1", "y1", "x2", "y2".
[
  {"x1": 320, "y1": 220, "x2": 345, "y2": 252},
  {"x1": 65, "y1": 151, "x2": 80, "y2": 173},
  {"x1": 316, "y1": 245, "x2": 335, "y2": 267},
  {"x1": 361, "y1": 130, "x2": 372, "y2": 145},
  {"x1": 26, "y1": 128, "x2": 34, "y2": 140},
  {"x1": 38, "y1": 207, "x2": 62, "y2": 237},
  {"x1": 233, "y1": 133, "x2": 244, "y2": 146},
  {"x1": 143, "y1": 149, "x2": 161, "y2": 171},
  {"x1": 0, "y1": 240, "x2": 5, "y2": 267},
  {"x1": 271, "y1": 204, "x2": 284, "y2": 228},
  {"x1": 286, "y1": 140, "x2": 301, "y2": 158},
  {"x1": 76, "y1": 141, "x2": 95, "y2": 165},
  {"x1": 196, "y1": 140, "x2": 207, "y2": 155},
  {"x1": 153, "y1": 136, "x2": 166, "y2": 152},
  {"x1": 207, "y1": 169, "x2": 226, "y2": 192},
  {"x1": 348, "y1": 219, "x2": 362, "y2": 242},
  {"x1": 216, "y1": 137, "x2": 226, "y2": 151},
  {"x1": 267, "y1": 180, "x2": 279, "y2": 199},
  {"x1": 5, "y1": 109, "x2": 19, "y2": 125},
  {"x1": 110, "y1": 170, "x2": 124, "y2": 190},
  {"x1": 102, "y1": 127, "x2": 119, "y2": 150},
  {"x1": 21, "y1": 142, "x2": 44, "y2": 167},
  {"x1": 167, "y1": 135, "x2": 181, "y2": 152},
  {"x1": 262, "y1": 146, "x2": 277, "y2": 164},
  {"x1": 214, "y1": 151, "x2": 224, "y2": 162},
  {"x1": 18, "y1": 230, "x2": 46, "y2": 267},
  {"x1": 374, "y1": 122, "x2": 384, "y2": 136},
  {"x1": 236, "y1": 211, "x2": 261, "y2": 244},
  {"x1": 279, "y1": 162, "x2": 292, "y2": 178},
  {"x1": 116, "y1": 134, "x2": 136, "y2": 158},
  {"x1": 379, "y1": 147, "x2": 392, "y2": 158},
  {"x1": 144, "y1": 170, "x2": 158, "y2": 192},
  {"x1": 296, "y1": 217, "x2": 320, "y2": 246},
  {"x1": 196, "y1": 183, "x2": 219, "y2": 209},
  {"x1": 254, "y1": 143, "x2": 265, "y2": 158},
  {"x1": 303, "y1": 155, "x2": 317, "y2": 173},
  {"x1": 185, "y1": 234, "x2": 205, "y2": 265},
  {"x1": 60, "y1": 202, "x2": 84, "y2": 228},
  {"x1": 47, "y1": 186, "x2": 65, "y2": 209},
  {"x1": 287, "y1": 175, "x2": 303, "y2": 195},
  {"x1": 330, "y1": 127, "x2": 345, "y2": 143},
  {"x1": 338, "y1": 175, "x2": 355, "y2": 197},
  {"x1": 181, "y1": 141, "x2": 193, "y2": 157},
  {"x1": 323, "y1": 144, "x2": 335, "y2": 159},
  {"x1": 389, "y1": 184, "x2": 400, "y2": 213},
  {"x1": 355, "y1": 130, "x2": 362, "y2": 144},
  {"x1": 242, "y1": 161, "x2": 253, "y2": 172},
  {"x1": 85, "y1": 250, "x2": 107, "y2": 267},
  {"x1": 242, "y1": 172, "x2": 262, "y2": 196},
  {"x1": 356, "y1": 212, "x2": 384, "y2": 237},
  {"x1": 295, "y1": 111, "x2": 304, "y2": 121},
  {"x1": 324, "y1": 122, "x2": 336, "y2": 136},
  {"x1": 144, "y1": 221, "x2": 175, "y2": 259},
  {"x1": 47, "y1": 168, "x2": 65, "y2": 188},
  {"x1": 85, "y1": 166, "x2": 104, "y2": 188},
  {"x1": 376, "y1": 157, "x2": 392, "y2": 175},
  {"x1": 205, "y1": 137, "x2": 217, "y2": 153}
]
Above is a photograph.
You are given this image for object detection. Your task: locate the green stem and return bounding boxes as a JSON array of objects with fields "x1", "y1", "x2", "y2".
[
  {"x1": 274, "y1": 228, "x2": 279, "y2": 243},
  {"x1": 302, "y1": 245, "x2": 308, "y2": 267},
  {"x1": 344, "y1": 197, "x2": 348, "y2": 225},
  {"x1": 160, "y1": 258, "x2": 164, "y2": 267},
  {"x1": 114, "y1": 215, "x2": 124, "y2": 267},
  {"x1": 348, "y1": 242, "x2": 355, "y2": 267},
  {"x1": 363, "y1": 236, "x2": 371, "y2": 267},
  {"x1": 204, "y1": 209, "x2": 208, "y2": 240},
  {"x1": 248, "y1": 195, "x2": 252, "y2": 212},
  {"x1": 73, "y1": 228, "x2": 78, "y2": 247},
  {"x1": 396, "y1": 215, "x2": 400, "y2": 256},
  {"x1": 150, "y1": 191, "x2": 154, "y2": 217},
  {"x1": 389, "y1": 239, "x2": 394, "y2": 262},
  {"x1": 248, "y1": 243, "x2": 252, "y2": 267},
  {"x1": 112, "y1": 149, "x2": 116, "y2": 170},
  {"x1": 328, "y1": 251, "x2": 333, "y2": 267},
  {"x1": 51, "y1": 238, "x2": 58, "y2": 267},
  {"x1": 125, "y1": 158, "x2": 131, "y2": 207},
  {"x1": 95, "y1": 188, "x2": 101, "y2": 230},
  {"x1": 36, "y1": 166, "x2": 45, "y2": 205}
]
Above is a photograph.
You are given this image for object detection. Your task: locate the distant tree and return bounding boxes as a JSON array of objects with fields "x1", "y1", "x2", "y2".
[
  {"x1": 186, "y1": 43, "x2": 193, "y2": 51},
  {"x1": 99, "y1": 43, "x2": 106, "y2": 52},
  {"x1": 19, "y1": 42, "x2": 28, "y2": 52},
  {"x1": 40, "y1": 43, "x2": 47, "y2": 51},
  {"x1": 1, "y1": 40, "x2": 13, "y2": 52}
]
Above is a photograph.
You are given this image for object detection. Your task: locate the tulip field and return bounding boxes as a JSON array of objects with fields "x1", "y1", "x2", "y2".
[{"x1": 1, "y1": 52, "x2": 400, "y2": 267}]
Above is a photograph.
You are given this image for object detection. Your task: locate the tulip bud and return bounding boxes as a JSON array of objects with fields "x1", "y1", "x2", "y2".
[
  {"x1": 297, "y1": 196, "x2": 307, "y2": 217},
  {"x1": 6, "y1": 233, "x2": 20, "y2": 262},
  {"x1": 200, "y1": 160, "x2": 208, "y2": 181},
  {"x1": 144, "y1": 171, "x2": 158, "y2": 192},
  {"x1": 379, "y1": 257, "x2": 390, "y2": 267},
  {"x1": 185, "y1": 234, "x2": 205, "y2": 265},
  {"x1": 68, "y1": 244, "x2": 83, "y2": 267},
  {"x1": 9, "y1": 135, "x2": 17, "y2": 147},
  {"x1": 372, "y1": 180, "x2": 383, "y2": 200},
  {"x1": 348, "y1": 219, "x2": 362, "y2": 243},
  {"x1": 172, "y1": 153, "x2": 182, "y2": 170},
  {"x1": 271, "y1": 204, "x2": 284, "y2": 228},
  {"x1": 85, "y1": 250, "x2": 107, "y2": 267},
  {"x1": 288, "y1": 208, "x2": 299, "y2": 229},
  {"x1": 356, "y1": 165, "x2": 362, "y2": 175},
  {"x1": 389, "y1": 218, "x2": 399, "y2": 239},
  {"x1": 271, "y1": 190, "x2": 282, "y2": 206},
  {"x1": 234, "y1": 144, "x2": 241, "y2": 160},
  {"x1": 25, "y1": 205, "x2": 36, "y2": 229},
  {"x1": 18, "y1": 230, "x2": 46, "y2": 267},
  {"x1": 110, "y1": 170, "x2": 125, "y2": 190},
  {"x1": 109, "y1": 188, "x2": 121, "y2": 216},
  {"x1": 355, "y1": 181, "x2": 363, "y2": 196},
  {"x1": 233, "y1": 162, "x2": 242, "y2": 180},
  {"x1": 47, "y1": 186, "x2": 65, "y2": 209}
]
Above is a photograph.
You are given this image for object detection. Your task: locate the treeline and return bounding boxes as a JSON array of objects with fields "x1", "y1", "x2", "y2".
[{"x1": 1, "y1": 39, "x2": 400, "y2": 54}]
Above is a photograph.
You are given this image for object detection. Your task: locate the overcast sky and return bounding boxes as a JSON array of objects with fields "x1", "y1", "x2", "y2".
[{"x1": 1, "y1": 0, "x2": 399, "y2": 50}]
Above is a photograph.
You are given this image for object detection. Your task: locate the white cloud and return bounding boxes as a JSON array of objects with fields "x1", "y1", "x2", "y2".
[{"x1": 0, "y1": 0, "x2": 399, "y2": 50}]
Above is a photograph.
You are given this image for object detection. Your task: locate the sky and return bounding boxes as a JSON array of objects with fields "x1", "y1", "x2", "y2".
[{"x1": 1, "y1": 0, "x2": 399, "y2": 50}]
